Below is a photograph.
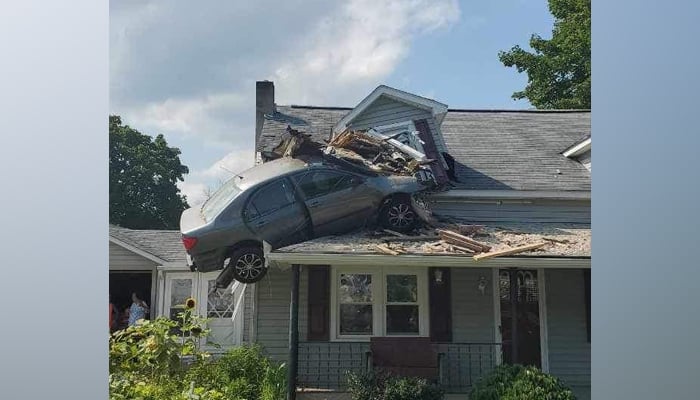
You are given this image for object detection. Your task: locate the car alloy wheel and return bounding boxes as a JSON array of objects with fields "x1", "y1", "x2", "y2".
[
  {"x1": 234, "y1": 253, "x2": 264, "y2": 281},
  {"x1": 387, "y1": 202, "x2": 416, "y2": 229}
]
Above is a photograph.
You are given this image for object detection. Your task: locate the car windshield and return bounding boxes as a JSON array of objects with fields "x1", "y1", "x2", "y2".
[{"x1": 201, "y1": 178, "x2": 242, "y2": 222}]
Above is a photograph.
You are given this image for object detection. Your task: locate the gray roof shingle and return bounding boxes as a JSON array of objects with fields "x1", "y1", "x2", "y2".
[
  {"x1": 109, "y1": 225, "x2": 186, "y2": 263},
  {"x1": 258, "y1": 106, "x2": 590, "y2": 192}
]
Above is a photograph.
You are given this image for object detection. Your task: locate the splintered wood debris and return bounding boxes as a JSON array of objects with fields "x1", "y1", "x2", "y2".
[
  {"x1": 269, "y1": 125, "x2": 438, "y2": 184},
  {"x1": 276, "y1": 223, "x2": 590, "y2": 259}
]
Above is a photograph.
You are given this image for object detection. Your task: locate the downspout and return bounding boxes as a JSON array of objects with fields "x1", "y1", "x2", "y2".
[
  {"x1": 286, "y1": 264, "x2": 300, "y2": 400},
  {"x1": 509, "y1": 269, "x2": 519, "y2": 364}
]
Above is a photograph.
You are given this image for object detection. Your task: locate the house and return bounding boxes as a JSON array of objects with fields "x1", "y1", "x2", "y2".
[
  {"x1": 253, "y1": 81, "x2": 591, "y2": 400},
  {"x1": 109, "y1": 225, "x2": 252, "y2": 347}
]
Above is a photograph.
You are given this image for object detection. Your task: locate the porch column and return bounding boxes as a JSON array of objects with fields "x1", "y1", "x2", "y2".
[
  {"x1": 509, "y1": 269, "x2": 519, "y2": 364},
  {"x1": 287, "y1": 264, "x2": 300, "y2": 400}
]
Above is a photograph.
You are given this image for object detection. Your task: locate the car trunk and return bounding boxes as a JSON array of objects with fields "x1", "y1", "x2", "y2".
[{"x1": 180, "y1": 206, "x2": 207, "y2": 234}]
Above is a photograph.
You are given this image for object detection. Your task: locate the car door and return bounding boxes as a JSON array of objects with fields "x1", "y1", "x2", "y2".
[
  {"x1": 292, "y1": 169, "x2": 377, "y2": 237},
  {"x1": 243, "y1": 177, "x2": 310, "y2": 248}
]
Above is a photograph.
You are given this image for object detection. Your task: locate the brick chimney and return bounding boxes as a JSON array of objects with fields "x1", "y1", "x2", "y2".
[{"x1": 255, "y1": 81, "x2": 275, "y2": 150}]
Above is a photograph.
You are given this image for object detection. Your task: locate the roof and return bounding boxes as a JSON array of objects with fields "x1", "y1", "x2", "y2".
[
  {"x1": 258, "y1": 106, "x2": 591, "y2": 192},
  {"x1": 109, "y1": 225, "x2": 186, "y2": 264},
  {"x1": 274, "y1": 223, "x2": 590, "y2": 258}
]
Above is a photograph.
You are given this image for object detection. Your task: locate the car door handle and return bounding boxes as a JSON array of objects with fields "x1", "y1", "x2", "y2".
[
  {"x1": 254, "y1": 220, "x2": 267, "y2": 227},
  {"x1": 308, "y1": 200, "x2": 321, "y2": 209}
]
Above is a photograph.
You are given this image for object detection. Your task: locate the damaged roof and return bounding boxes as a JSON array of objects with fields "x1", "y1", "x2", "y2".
[
  {"x1": 259, "y1": 106, "x2": 590, "y2": 192},
  {"x1": 275, "y1": 223, "x2": 590, "y2": 258},
  {"x1": 109, "y1": 225, "x2": 186, "y2": 264}
]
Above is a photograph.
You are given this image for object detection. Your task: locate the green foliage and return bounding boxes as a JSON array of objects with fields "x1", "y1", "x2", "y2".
[
  {"x1": 109, "y1": 115, "x2": 189, "y2": 229},
  {"x1": 498, "y1": 0, "x2": 590, "y2": 109},
  {"x1": 347, "y1": 371, "x2": 444, "y2": 400},
  {"x1": 261, "y1": 362, "x2": 288, "y2": 400},
  {"x1": 469, "y1": 364, "x2": 577, "y2": 400}
]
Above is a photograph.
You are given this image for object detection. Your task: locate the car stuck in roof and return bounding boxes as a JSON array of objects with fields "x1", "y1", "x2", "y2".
[{"x1": 180, "y1": 149, "x2": 435, "y2": 287}]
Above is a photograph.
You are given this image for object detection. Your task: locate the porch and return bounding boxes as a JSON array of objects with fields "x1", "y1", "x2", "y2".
[{"x1": 296, "y1": 341, "x2": 501, "y2": 393}]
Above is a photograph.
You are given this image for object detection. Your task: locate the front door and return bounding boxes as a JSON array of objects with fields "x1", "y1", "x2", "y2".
[
  {"x1": 162, "y1": 271, "x2": 244, "y2": 347},
  {"x1": 244, "y1": 177, "x2": 310, "y2": 248},
  {"x1": 198, "y1": 272, "x2": 244, "y2": 347},
  {"x1": 292, "y1": 169, "x2": 375, "y2": 237},
  {"x1": 499, "y1": 269, "x2": 541, "y2": 368}
]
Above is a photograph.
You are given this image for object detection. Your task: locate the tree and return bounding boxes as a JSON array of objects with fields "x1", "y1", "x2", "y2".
[
  {"x1": 499, "y1": 0, "x2": 590, "y2": 109},
  {"x1": 110, "y1": 115, "x2": 189, "y2": 229}
]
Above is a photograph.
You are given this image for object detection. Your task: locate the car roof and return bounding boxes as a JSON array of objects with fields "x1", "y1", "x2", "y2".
[{"x1": 235, "y1": 157, "x2": 310, "y2": 190}]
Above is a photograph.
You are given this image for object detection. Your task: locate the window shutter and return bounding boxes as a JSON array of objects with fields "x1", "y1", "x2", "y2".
[
  {"x1": 429, "y1": 267, "x2": 452, "y2": 342},
  {"x1": 413, "y1": 119, "x2": 449, "y2": 185},
  {"x1": 307, "y1": 266, "x2": 330, "y2": 341}
]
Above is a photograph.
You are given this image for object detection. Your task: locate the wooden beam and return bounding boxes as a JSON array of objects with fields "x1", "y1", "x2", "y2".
[
  {"x1": 375, "y1": 244, "x2": 400, "y2": 256},
  {"x1": 473, "y1": 243, "x2": 547, "y2": 261},
  {"x1": 436, "y1": 229, "x2": 492, "y2": 252}
]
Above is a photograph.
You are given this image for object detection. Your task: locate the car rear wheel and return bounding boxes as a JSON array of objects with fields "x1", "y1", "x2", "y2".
[
  {"x1": 217, "y1": 246, "x2": 267, "y2": 287},
  {"x1": 380, "y1": 195, "x2": 417, "y2": 233}
]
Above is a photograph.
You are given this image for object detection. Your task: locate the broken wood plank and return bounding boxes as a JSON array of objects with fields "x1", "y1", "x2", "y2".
[
  {"x1": 448, "y1": 243, "x2": 476, "y2": 254},
  {"x1": 375, "y1": 244, "x2": 400, "y2": 256},
  {"x1": 437, "y1": 232, "x2": 487, "y2": 253},
  {"x1": 382, "y1": 229, "x2": 407, "y2": 237},
  {"x1": 473, "y1": 242, "x2": 548, "y2": 261},
  {"x1": 436, "y1": 229, "x2": 492, "y2": 252}
]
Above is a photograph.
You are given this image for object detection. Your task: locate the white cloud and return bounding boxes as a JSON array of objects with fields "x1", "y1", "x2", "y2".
[
  {"x1": 111, "y1": 0, "x2": 461, "y2": 208},
  {"x1": 273, "y1": 0, "x2": 461, "y2": 105}
]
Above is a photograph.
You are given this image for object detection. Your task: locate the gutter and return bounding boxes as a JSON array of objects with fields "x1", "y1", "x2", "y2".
[{"x1": 266, "y1": 252, "x2": 590, "y2": 269}]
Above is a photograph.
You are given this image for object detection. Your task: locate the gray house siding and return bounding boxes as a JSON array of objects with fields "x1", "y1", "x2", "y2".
[
  {"x1": 109, "y1": 242, "x2": 158, "y2": 270},
  {"x1": 431, "y1": 199, "x2": 591, "y2": 225},
  {"x1": 451, "y1": 268, "x2": 495, "y2": 342},
  {"x1": 545, "y1": 269, "x2": 591, "y2": 400},
  {"x1": 255, "y1": 267, "x2": 309, "y2": 362}
]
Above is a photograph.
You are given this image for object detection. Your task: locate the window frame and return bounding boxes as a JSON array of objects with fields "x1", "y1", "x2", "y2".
[
  {"x1": 329, "y1": 265, "x2": 429, "y2": 341},
  {"x1": 243, "y1": 177, "x2": 298, "y2": 221},
  {"x1": 291, "y1": 169, "x2": 359, "y2": 201}
]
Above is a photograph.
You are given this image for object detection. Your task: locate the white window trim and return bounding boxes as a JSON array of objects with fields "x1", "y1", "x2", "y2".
[{"x1": 329, "y1": 265, "x2": 429, "y2": 342}]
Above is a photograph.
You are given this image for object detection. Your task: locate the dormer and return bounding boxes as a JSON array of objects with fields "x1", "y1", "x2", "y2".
[{"x1": 333, "y1": 85, "x2": 451, "y2": 183}]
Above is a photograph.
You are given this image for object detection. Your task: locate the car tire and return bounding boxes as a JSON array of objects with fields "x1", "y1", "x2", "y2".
[
  {"x1": 379, "y1": 195, "x2": 418, "y2": 233},
  {"x1": 224, "y1": 246, "x2": 268, "y2": 285}
]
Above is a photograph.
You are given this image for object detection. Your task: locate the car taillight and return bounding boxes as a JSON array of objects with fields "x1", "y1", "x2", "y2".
[{"x1": 182, "y1": 236, "x2": 197, "y2": 251}]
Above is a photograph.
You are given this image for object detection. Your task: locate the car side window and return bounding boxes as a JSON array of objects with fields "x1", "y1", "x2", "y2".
[
  {"x1": 245, "y1": 178, "x2": 297, "y2": 220},
  {"x1": 293, "y1": 170, "x2": 355, "y2": 200}
]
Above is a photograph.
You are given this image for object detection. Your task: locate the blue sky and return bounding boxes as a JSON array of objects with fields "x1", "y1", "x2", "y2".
[{"x1": 110, "y1": 0, "x2": 554, "y2": 206}]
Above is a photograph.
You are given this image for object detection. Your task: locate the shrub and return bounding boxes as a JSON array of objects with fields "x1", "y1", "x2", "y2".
[
  {"x1": 469, "y1": 364, "x2": 577, "y2": 400},
  {"x1": 347, "y1": 371, "x2": 444, "y2": 400}
]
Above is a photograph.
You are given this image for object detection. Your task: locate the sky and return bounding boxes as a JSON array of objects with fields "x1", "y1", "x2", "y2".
[{"x1": 110, "y1": 0, "x2": 554, "y2": 207}]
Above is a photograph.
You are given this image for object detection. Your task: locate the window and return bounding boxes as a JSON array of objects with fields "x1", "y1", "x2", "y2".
[
  {"x1": 293, "y1": 171, "x2": 354, "y2": 199},
  {"x1": 331, "y1": 266, "x2": 428, "y2": 340},
  {"x1": 202, "y1": 178, "x2": 242, "y2": 221},
  {"x1": 245, "y1": 179, "x2": 296, "y2": 219}
]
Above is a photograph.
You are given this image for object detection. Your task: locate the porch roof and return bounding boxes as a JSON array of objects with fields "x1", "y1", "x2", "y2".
[
  {"x1": 268, "y1": 223, "x2": 590, "y2": 268},
  {"x1": 109, "y1": 225, "x2": 186, "y2": 264}
]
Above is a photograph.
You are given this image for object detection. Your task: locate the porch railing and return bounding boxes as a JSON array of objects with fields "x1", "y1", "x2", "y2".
[{"x1": 297, "y1": 341, "x2": 501, "y2": 393}]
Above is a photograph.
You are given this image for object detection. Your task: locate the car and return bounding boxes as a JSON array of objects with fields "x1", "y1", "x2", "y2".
[{"x1": 180, "y1": 156, "x2": 429, "y2": 287}]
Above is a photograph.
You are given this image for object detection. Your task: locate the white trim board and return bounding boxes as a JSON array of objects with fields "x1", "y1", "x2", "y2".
[
  {"x1": 333, "y1": 85, "x2": 448, "y2": 133},
  {"x1": 268, "y1": 253, "x2": 591, "y2": 269}
]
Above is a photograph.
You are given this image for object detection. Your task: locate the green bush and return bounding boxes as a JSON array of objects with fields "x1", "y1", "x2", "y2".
[
  {"x1": 109, "y1": 302, "x2": 286, "y2": 400},
  {"x1": 469, "y1": 364, "x2": 576, "y2": 400},
  {"x1": 347, "y1": 371, "x2": 444, "y2": 400}
]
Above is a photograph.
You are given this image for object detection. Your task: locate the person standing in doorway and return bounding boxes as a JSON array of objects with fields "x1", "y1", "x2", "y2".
[{"x1": 128, "y1": 292, "x2": 149, "y2": 326}]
